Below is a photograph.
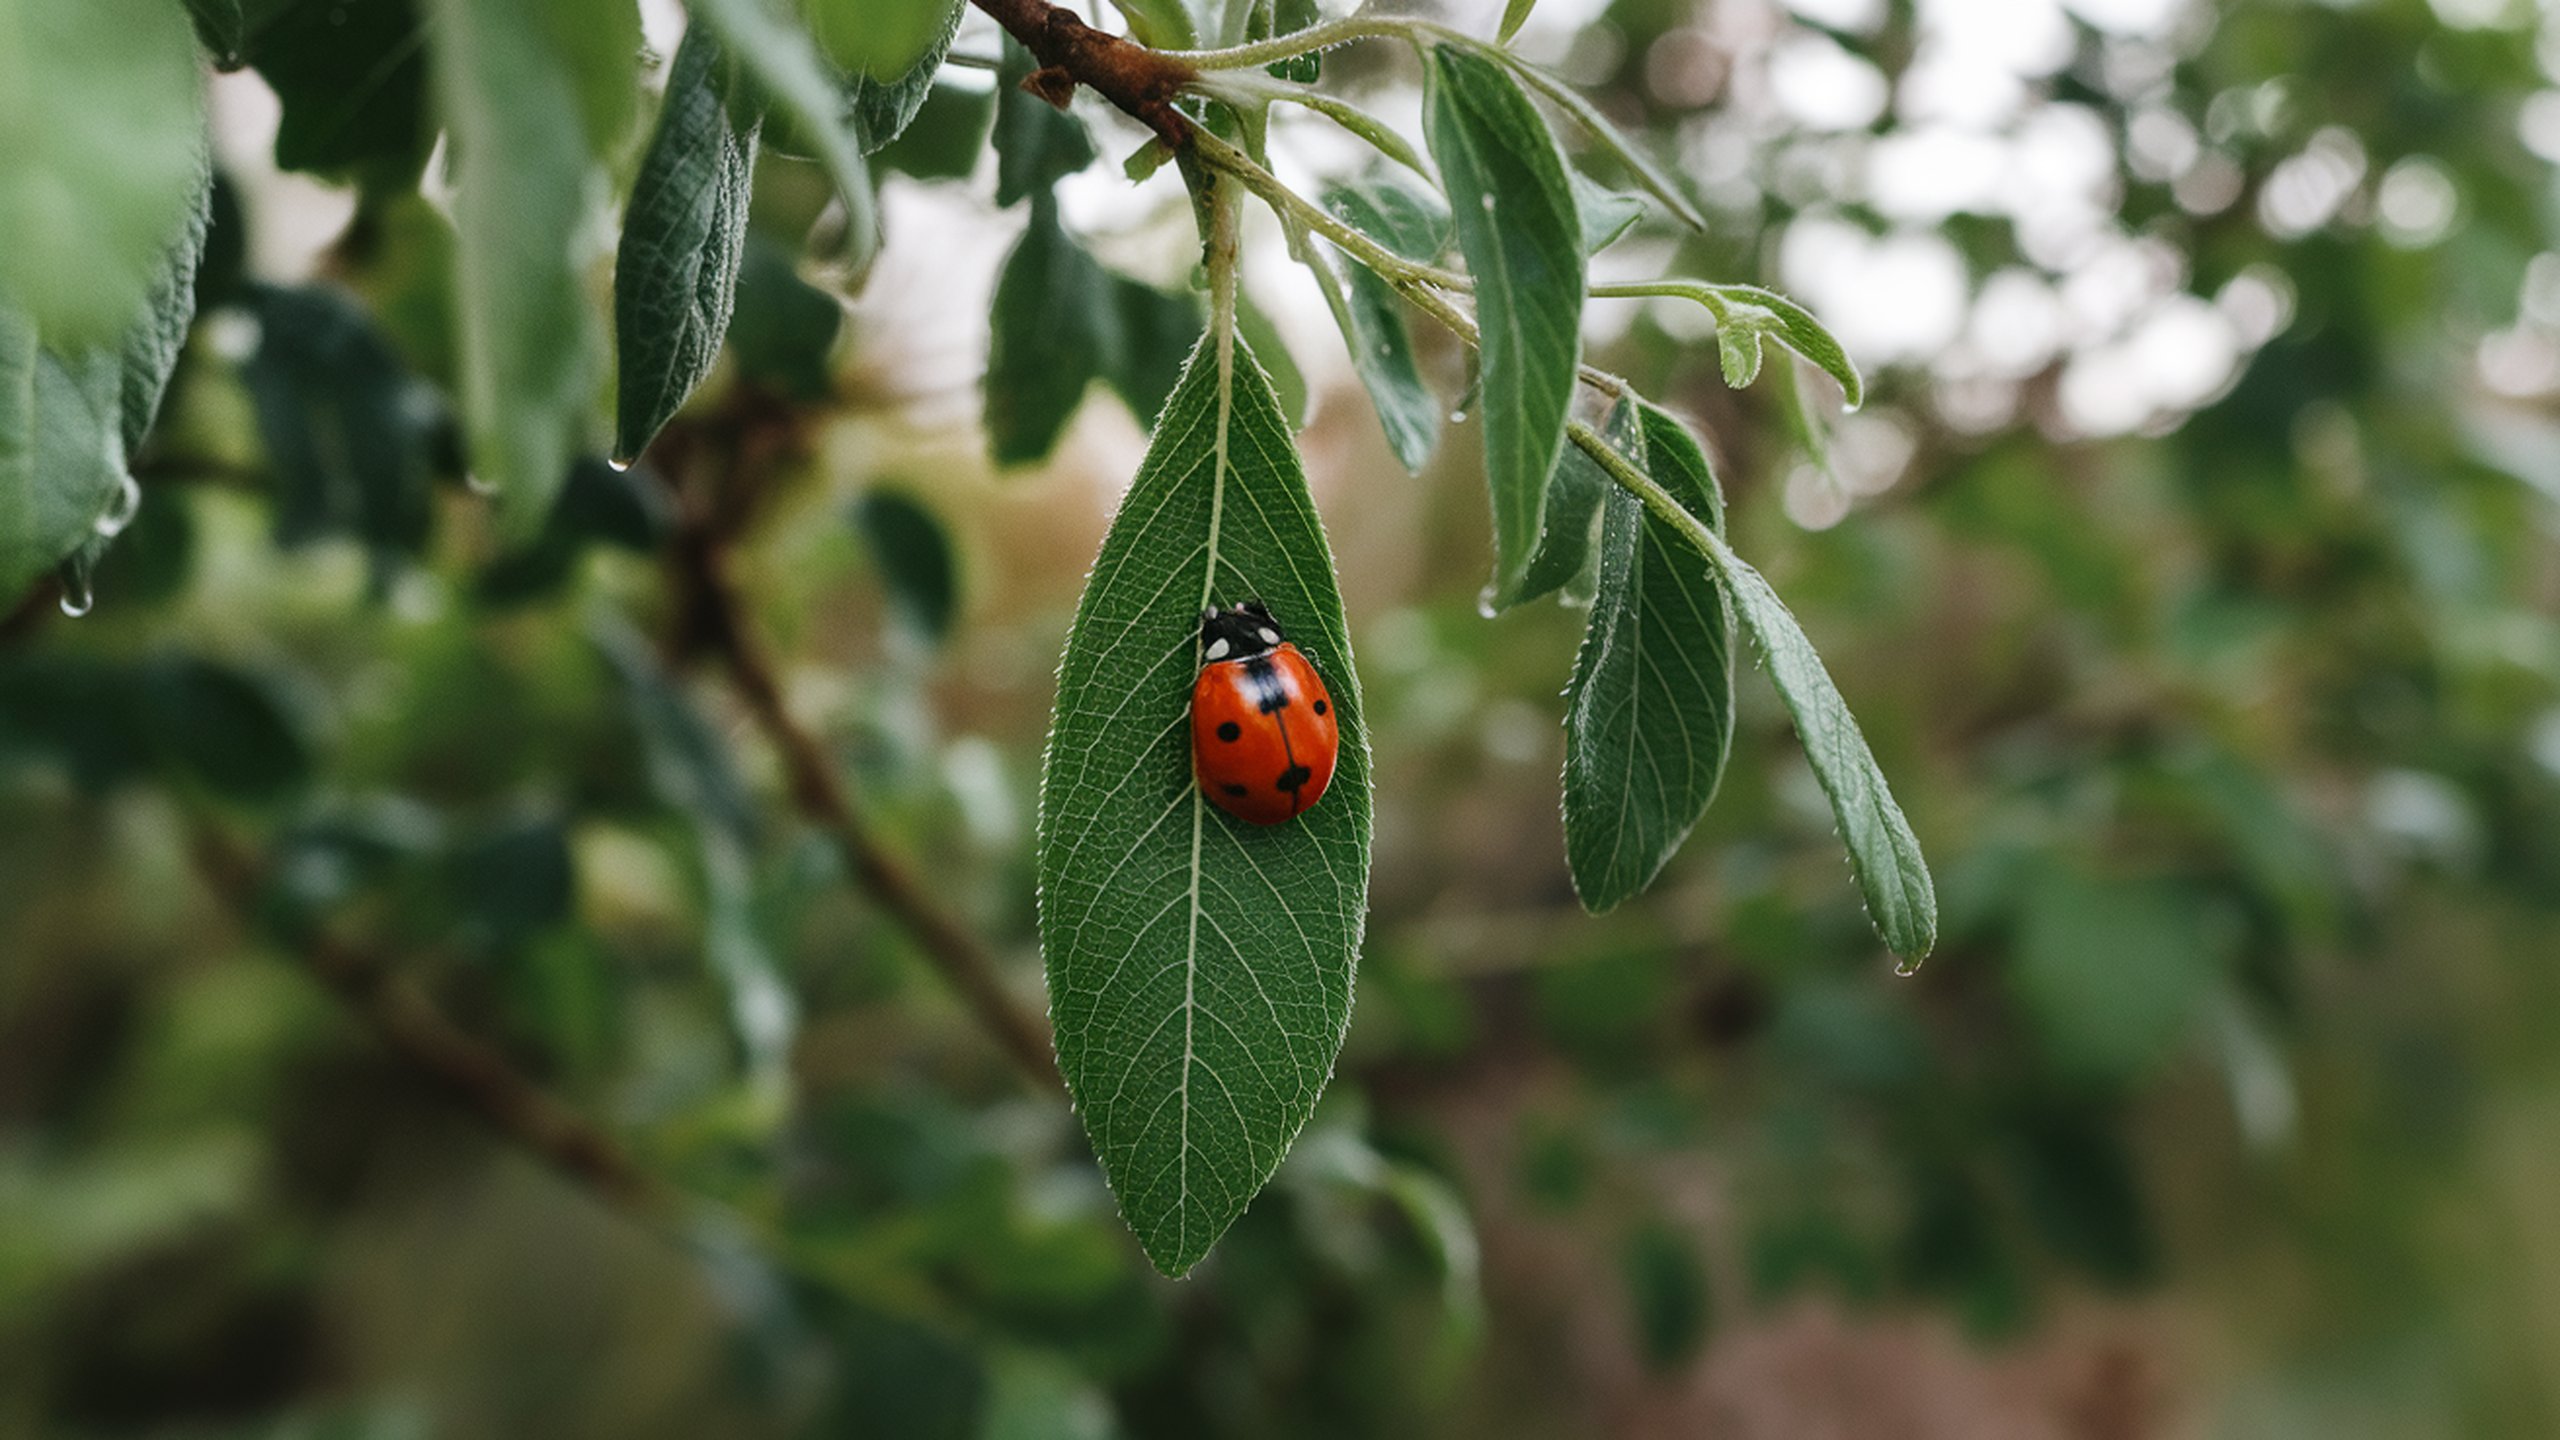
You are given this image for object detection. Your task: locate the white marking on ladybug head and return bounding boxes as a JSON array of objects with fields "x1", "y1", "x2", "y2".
[
  {"x1": 1205, "y1": 637, "x2": 1231, "y2": 660},
  {"x1": 1258, "y1": 627, "x2": 1279, "y2": 645}
]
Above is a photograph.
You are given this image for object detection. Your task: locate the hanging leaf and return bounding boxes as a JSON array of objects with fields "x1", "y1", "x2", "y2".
[
  {"x1": 1039, "y1": 325, "x2": 1372, "y2": 1278},
  {"x1": 1681, "y1": 516, "x2": 1935, "y2": 961},
  {"x1": 855, "y1": 489, "x2": 959, "y2": 645},
  {"x1": 424, "y1": 0, "x2": 635, "y2": 534},
  {"x1": 805, "y1": 0, "x2": 959, "y2": 84},
  {"x1": 1316, "y1": 175, "x2": 1446, "y2": 474},
  {"x1": 1571, "y1": 170, "x2": 1645, "y2": 256},
  {"x1": 1107, "y1": 277, "x2": 1205, "y2": 429},
  {"x1": 690, "y1": 0, "x2": 879, "y2": 264},
  {"x1": 0, "y1": 163, "x2": 209, "y2": 606},
  {"x1": 0, "y1": 0, "x2": 207, "y2": 347},
  {"x1": 845, "y1": 0, "x2": 967, "y2": 152},
  {"x1": 614, "y1": 25, "x2": 758, "y2": 463},
  {"x1": 1423, "y1": 44, "x2": 1586, "y2": 607},
  {"x1": 1560, "y1": 402, "x2": 1734, "y2": 911},
  {"x1": 245, "y1": 283, "x2": 443, "y2": 565},
  {"x1": 985, "y1": 196, "x2": 1116, "y2": 465},
  {"x1": 1499, "y1": 0, "x2": 1540, "y2": 43}
]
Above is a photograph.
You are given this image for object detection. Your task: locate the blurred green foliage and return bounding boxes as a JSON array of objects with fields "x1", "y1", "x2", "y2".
[{"x1": 7, "y1": 0, "x2": 2560, "y2": 1435}]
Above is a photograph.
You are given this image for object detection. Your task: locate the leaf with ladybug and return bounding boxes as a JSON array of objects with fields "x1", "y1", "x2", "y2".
[{"x1": 1037, "y1": 321, "x2": 1371, "y2": 1278}]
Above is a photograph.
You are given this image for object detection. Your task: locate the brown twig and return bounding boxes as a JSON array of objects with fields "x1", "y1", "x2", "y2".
[
  {"x1": 660, "y1": 425, "x2": 1059, "y2": 1086},
  {"x1": 187, "y1": 825, "x2": 671, "y2": 1217},
  {"x1": 968, "y1": 0, "x2": 1197, "y2": 147}
]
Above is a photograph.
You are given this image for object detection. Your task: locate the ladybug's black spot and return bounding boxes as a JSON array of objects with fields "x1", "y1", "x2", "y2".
[
  {"x1": 1216, "y1": 721, "x2": 1242, "y2": 742},
  {"x1": 1311, "y1": 699, "x2": 1327, "y2": 716},
  {"x1": 1274, "y1": 764, "x2": 1312, "y2": 793},
  {"x1": 1221, "y1": 783, "x2": 1249, "y2": 797}
]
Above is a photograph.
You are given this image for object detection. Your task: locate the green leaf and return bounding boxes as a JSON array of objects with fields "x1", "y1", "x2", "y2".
[
  {"x1": 1314, "y1": 174, "x2": 1443, "y2": 474},
  {"x1": 1511, "y1": 396, "x2": 1636, "y2": 608},
  {"x1": 875, "y1": 77, "x2": 996, "y2": 181},
  {"x1": 1423, "y1": 44, "x2": 1586, "y2": 606},
  {"x1": 1039, "y1": 325, "x2": 1372, "y2": 1278},
  {"x1": 0, "y1": 167, "x2": 208, "y2": 606},
  {"x1": 728, "y1": 233, "x2": 844, "y2": 399},
  {"x1": 1499, "y1": 0, "x2": 1540, "y2": 43},
  {"x1": 691, "y1": 0, "x2": 879, "y2": 264},
  {"x1": 1685, "y1": 521, "x2": 1935, "y2": 960},
  {"x1": 245, "y1": 284, "x2": 443, "y2": 564},
  {"x1": 993, "y1": 37, "x2": 1098, "y2": 206},
  {"x1": 1107, "y1": 277, "x2": 1205, "y2": 429},
  {"x1": 615, "y1": 26, "x2": 758, "y2": 463},
  {"x1": 1235, "y1": 295, "x2": 1309, "y2": 430},
  {"x1": 0, "y1": 0, "x2": 208, "y2": 347},
  {"x1": 425, "y1": 0, "x2": 627, "y2": 534},
  {"x1": 1571, "y1": 170, "x2": 1644, "y2": 256},
  {"x1": 1260, "y1": 0, "x2": 1322, "y2": 83},
  {"x1": 185, "y1": 0, "x2": 244, "y2": 66},
  {"x1": 1281, "y1": 94, "x2": 1426, "y2": 179},
  {"x1": 805, "y1": 0, "x2": 957, "y2": 83},
  {"x1": 1711, "y1": 284, "x2": 1861, "y2": 409},
  {"x1": 243, "y1": 0, "x2": 433, "y2": 178},
  {"x1": 985, "y1": 197, "x2": 1114, "y2": 465},
  {"x1": 1490, "y1": 53, "x2": 1708, "y2": 233},
  {"x1": 138, "y1": 656, "x2": 315, "y2": 803},
  {"x1": 855, "y1": 488, "x2": 958, "y2": 644},
  {"x1": 1719, "y1": 324, "x2": 1763, "y2": 389},
  {"x1": 845, "y1": 0, "x2": 965, "y2": 151},
  {"x1": 1324, "y1": 169, "x2": 1452, "y2": 269},
  {"x1": 121, "y1": 156, "x2": 213, "y2": 460},
  {"x1": 1561, "y1": 401, "x2": 1733, "y2": 911}
]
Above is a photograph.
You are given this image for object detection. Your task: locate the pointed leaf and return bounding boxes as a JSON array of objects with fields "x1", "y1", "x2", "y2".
[
  {"x1": 855, "y1": 488, "x2": 959, "y2": 644},
  {"x1": 615, "y1": 26, "x2": 758, "y2": 462},
  {"x1": 1423, "y1": 44, "x2": 1585, "y2": 606},
  {"x1": 690, "y1": 0, "x2": 879, "y2": 264},
  {"x1": 425, "y1": 0, "x2": 629, "y2": 533},
  {"x1": 1499, "y1": 0, "x2": 1540, "y2": 42},
  {"x1": 1685, "y1": 521, "x2": 1934, "y2": 959},
  {"x1": 1712, "y1": 284, "x2": 1861, "y2": 409},
  {"x1": 1560, "y1": 401, "x2": 1733, "y2": 910},
  {"x1": 1313, "y1": 250, "x2": 1437, "y2": 474},
  {"x1": 845, "y1": 0, "x2": 965, "y2": 152},
  {"x1": 1571, "y1": 170, "x2": 1644, "y2": 255},
  {"x1": 1039, "y1": 326, "x2": 1372, "y2": 1278},
  {"x1": 985, "y1": 197, "x2": 1115, "y2": 465}
]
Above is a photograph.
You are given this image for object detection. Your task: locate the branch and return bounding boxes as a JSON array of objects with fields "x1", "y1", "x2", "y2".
[
  {"x1": 187, "y1": 825, "x2": 671, "y2": 1218},
  {"x1": 672, "y1": 518, "x2": 1063, "y2": 1090},
  {"x1": 967, "y1": 0, "x2": 1197, "y2": 146}
]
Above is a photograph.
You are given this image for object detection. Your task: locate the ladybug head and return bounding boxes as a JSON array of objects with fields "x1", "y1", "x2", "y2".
[{"x1": 1200, "y1": 601, "x2": 1284, "y2": 663}]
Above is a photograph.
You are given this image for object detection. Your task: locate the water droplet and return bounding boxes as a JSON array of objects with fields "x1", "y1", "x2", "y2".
[
  {"x1": 1475, "y1": 587, "x2": 1500, "y2": 619},
  {"x1": 1480, "y1": 194, "x2": 1497, "y2": 213},
  {"x1": 1449, "y1": 409, "x2": 1469, "y2": 424},
  {"x1": 606, "y1": 457, "x2": 634, "y2": 473},
  {"x1": 463, "y1": 471, "x2": 499, "y2": 496},
  {"x1": 1892, "y1": 956, "x2": 1921, "y2": 977},
  {"x1": 55, "y1": 563, "x2": 93, "y2": 618},
  {"x1": 91, "y1": 473, "x2": 141, "y2": 538}
]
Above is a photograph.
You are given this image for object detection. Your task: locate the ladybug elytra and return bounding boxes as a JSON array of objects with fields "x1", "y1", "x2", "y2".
[{"x1": 1189, "y1": 601, "x2": 1339, "y2": 826}]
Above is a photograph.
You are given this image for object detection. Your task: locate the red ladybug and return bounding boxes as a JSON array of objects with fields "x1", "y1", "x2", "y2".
[{"x1": 1190, "y1": 601, "x2": 1339, "y2": 826}]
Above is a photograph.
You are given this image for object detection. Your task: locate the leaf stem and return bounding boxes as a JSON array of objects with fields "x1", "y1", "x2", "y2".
[
  {"x1": 1163, "y1": 15, "x2": 1437, "y2": 70},
  {"x1": 1188, "y1": 127, "x2": 1472, "y2": 291}
]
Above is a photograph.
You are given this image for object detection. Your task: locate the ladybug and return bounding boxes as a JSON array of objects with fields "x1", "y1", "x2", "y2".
[{"x1": 1189, "y1": 600, "x2": 1339, "y2": 826}]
